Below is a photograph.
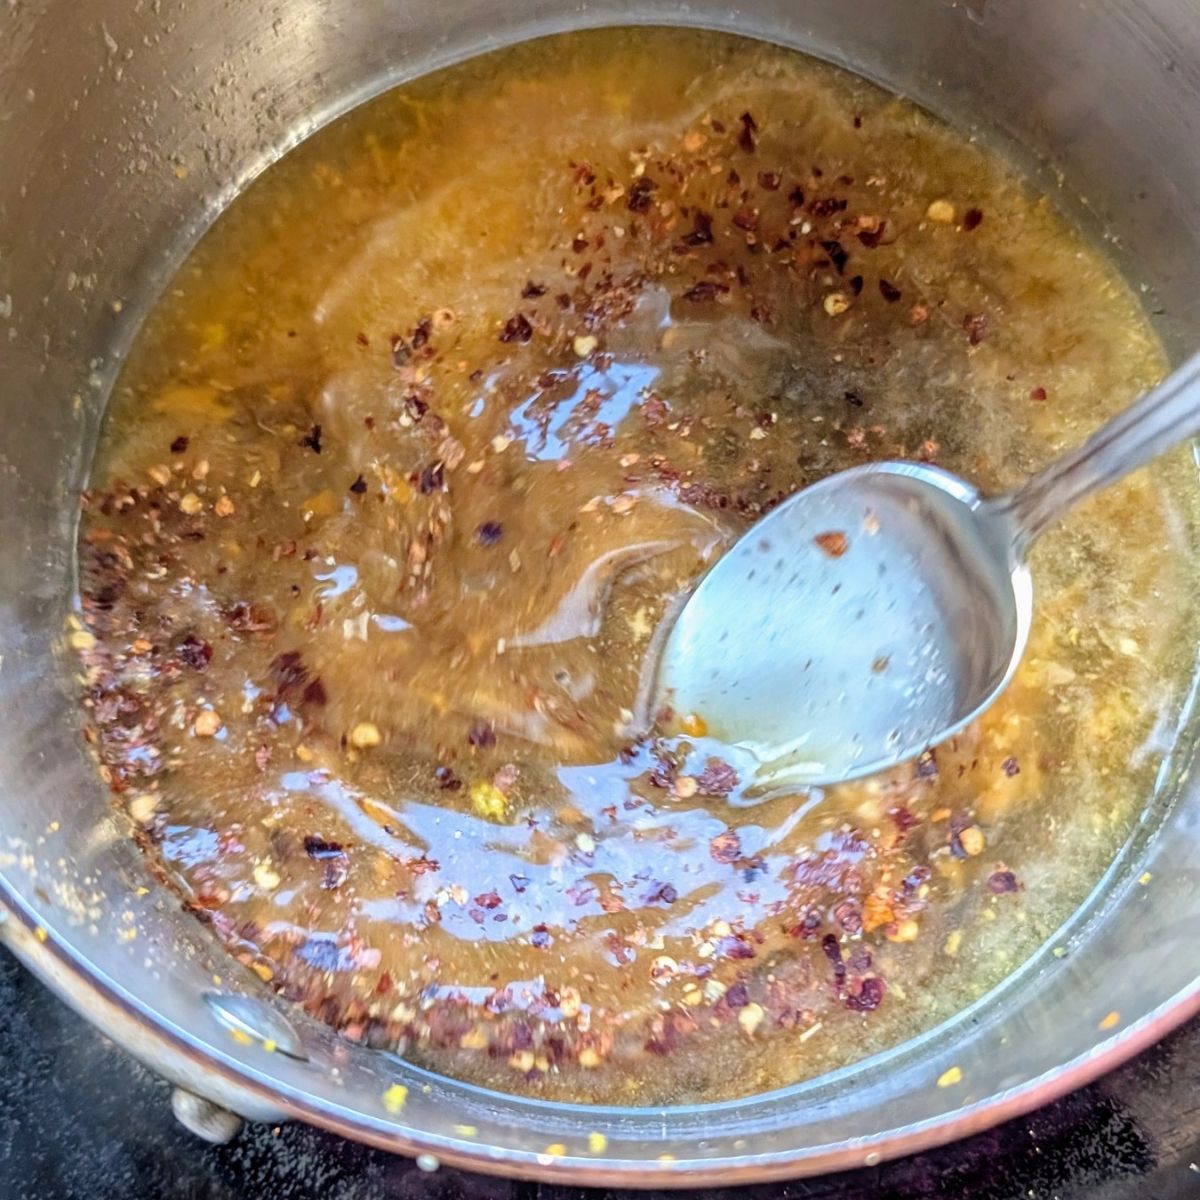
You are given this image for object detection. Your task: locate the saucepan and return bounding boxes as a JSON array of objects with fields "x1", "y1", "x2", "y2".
[{"x1": 1, "y1": 0, "x2": 1198, "y2": 1186}]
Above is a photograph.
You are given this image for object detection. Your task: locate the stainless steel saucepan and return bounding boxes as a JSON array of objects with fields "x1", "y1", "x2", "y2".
[{"x1": 1, "y1": 0, "x2": 1198, "y2": 1186}]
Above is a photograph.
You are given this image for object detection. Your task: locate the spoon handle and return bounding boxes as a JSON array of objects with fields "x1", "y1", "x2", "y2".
[{"x1": 1001, "y1": 351, "x2": 1200, "y2": 557}]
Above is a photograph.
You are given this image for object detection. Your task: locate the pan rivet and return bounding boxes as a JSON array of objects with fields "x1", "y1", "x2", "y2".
[{"x1": 170, "y1": 1088, "x2": 243, "y2": 1144}]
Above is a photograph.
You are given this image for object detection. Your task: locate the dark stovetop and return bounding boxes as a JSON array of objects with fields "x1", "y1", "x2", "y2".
[{"x1": 2, "y1": 949, "x2": 1199, "y2": 1200}]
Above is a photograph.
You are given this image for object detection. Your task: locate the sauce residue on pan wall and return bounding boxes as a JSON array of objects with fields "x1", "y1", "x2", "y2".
[{"x1": 73, "y1": 28, "x2": 1198, "y2": 1104}]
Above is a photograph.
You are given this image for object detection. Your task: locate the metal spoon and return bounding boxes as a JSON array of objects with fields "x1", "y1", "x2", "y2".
[{"x1": 654, "y1": 353, "x2": 1200, "y2": 790}]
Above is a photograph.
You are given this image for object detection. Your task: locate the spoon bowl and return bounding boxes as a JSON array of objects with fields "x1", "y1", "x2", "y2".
[{"x1": 656, "y1": 463, "x2": 1031, "y2": 787}]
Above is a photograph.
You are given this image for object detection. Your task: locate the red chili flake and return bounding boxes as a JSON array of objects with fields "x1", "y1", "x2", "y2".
[
  {"x1": 710, "y1": 118, "x2": 726, "y2": 133},
  {"x1": 522, "y1": 281, "x2": 547, "y2": 298},
  {"x1": 963, "y1": 312, "x2": 990, "y2": 345},
  {"x1": 227, "y1": 602, "x2": 276, "y2": 633},
  {"x1": 418, "y1": 462, "x2": 445, "y2": 494},
  {"x1": 348, "y1": 474, "x2": 368, "y2": 496},
  {"x1": 818, "y1": 239, "x2": 848, "y2": 273},
  {"x1": 848, "y1": 274, "x2": 864, "y2": 296},
  {"x1": 476, "y1": 521, "x2": 503, "y2": 546},
  {"x1": 757, "y1": 170, "x2": 781, "y2": 191},
  {"x1": 844, "y1": 389, "x2": 864, "y2": 407},
  {"x1": 626, "y1": 177, "x2": 657, "y2": 214},
  {"x1": 845, "y1": 976, "x2": 886, "y2": 1012},
  {"x1": 468, "y1": 721, "x2": 496, "y2": 748},
  {"x1": 304, "y1": 835, "x2": 345, "y2": 859},
  {"x1": 857, "y1": 222, "x2": 887, "y2": 249},
  {"x1": 822, "y1": 933, "x2": 847, "y2": 987},
  {"x1": 788, "y1": 910, "x2": 823, "y2": 940},
  {"x1": 176, "y1": 634, "x2": 212, "y2": 670},
  {"x1": 681, "y1": 211, "x2": 714, "y2": 247},
  {"x1": 737, "y1": 112, "x2": 758, "y2": 153},
  {"x1": 1030, "y1": 386, "x2": 1048, "y2": 401},
  {"x1": 962, "y1": 207, "x2": 984, "y2": 231},
  {"x1": 732, "y1": 207, "x2": 758, "y2": 232},
  {"x1": 271, "y1": 650, "x2": 308, "y2": 691},
  {"x1": 170, "y1": 435, "x2": 189, "y2": 454},
  {"x1": 499, "y1": 313, "x2": 533, "y2": 344},
  {"x1": 718, "y1": 935, "x2": 757, "y2": 960},
  {"x1": 434, "y1": 765, "x2": 462, "y2": 791},
  {"x1": 677, "y1": 479, "x2": 732, "y2": 509},
  {"x1": 648, "y1": 749, "x2": 680, "y2": 790},
  {"x1": 571, "y1": 234, "x2": 589, "y2": 254},
  {"x1": 814, "y1": 531, "x2": 849, "y2": 557},
  {"x1": 853, "y1": 114, "x2": 863, "y2": 129},
  {"x1": 682, "y1": 280, "x2": 729, "y2": 303},
  {"x1": 788, "y1": 185, "x2": 806, "y2": 207},
  {"x1": 507, "y1": 1020, "x2": 535, "y2": 1050},
  {"x1": 302, "y1": 678, "x2": 327, "y2": 706},
  {"x1": 407, "y1": 856, "x2": 440, "y2": 876},
  {"x1": 641, "y1": 394, "x2": 669, "y2": 426},
  {"x1": 879, "y1": 278, "x2": 902, "y2": 303},
  {"x1": 810, "y1": 197, "x2": 848, "y2": 217},
  {"x1": 698, "y1": 758, "x2": 739, "y2": 796},
  {"x1": 299, "y1": 424, "x2": 323, "y2": 453},
  {"x1": 709, "y1": 829, "x2": 742, "y2": 864},
  {"x1": 405, "y1": 395, "x2": 428, "y2": 422},
  {"x1": 834, "y1": 900, "x2": 862, "y2": 934},
  {"x1": 475, "y1": 891, "x2": 502, "y2": 910},
  {"x1": 890, "y1": 806, "x2": 920, "y2": 832},
  {"x1": 509, "y1": 874, "x2": 530, "y2": 894},
  {"x1": 724, "y1": 981, "x2": 750, "y2": 1009},
  {"x1": 645, "y1": 882, "x2": 678, "y2": 905},
  {"x1": 987, "y1": 869, "x2": 1021, "y2": 894}
]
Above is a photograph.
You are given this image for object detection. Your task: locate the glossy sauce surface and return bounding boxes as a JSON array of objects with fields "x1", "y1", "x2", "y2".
[{"x1": 75, "y1": 28, "x2": 1198, "y2": 1104}]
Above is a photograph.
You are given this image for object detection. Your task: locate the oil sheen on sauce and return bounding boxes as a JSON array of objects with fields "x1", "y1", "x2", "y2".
[{"x1": 74, "y1": 28, "x2": 1199, "y2": 1104}]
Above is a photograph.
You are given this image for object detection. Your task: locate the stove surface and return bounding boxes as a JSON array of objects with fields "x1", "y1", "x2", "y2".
[{"x1": 2, "y1": 950, "x2": 1198, "y2": 1199}]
